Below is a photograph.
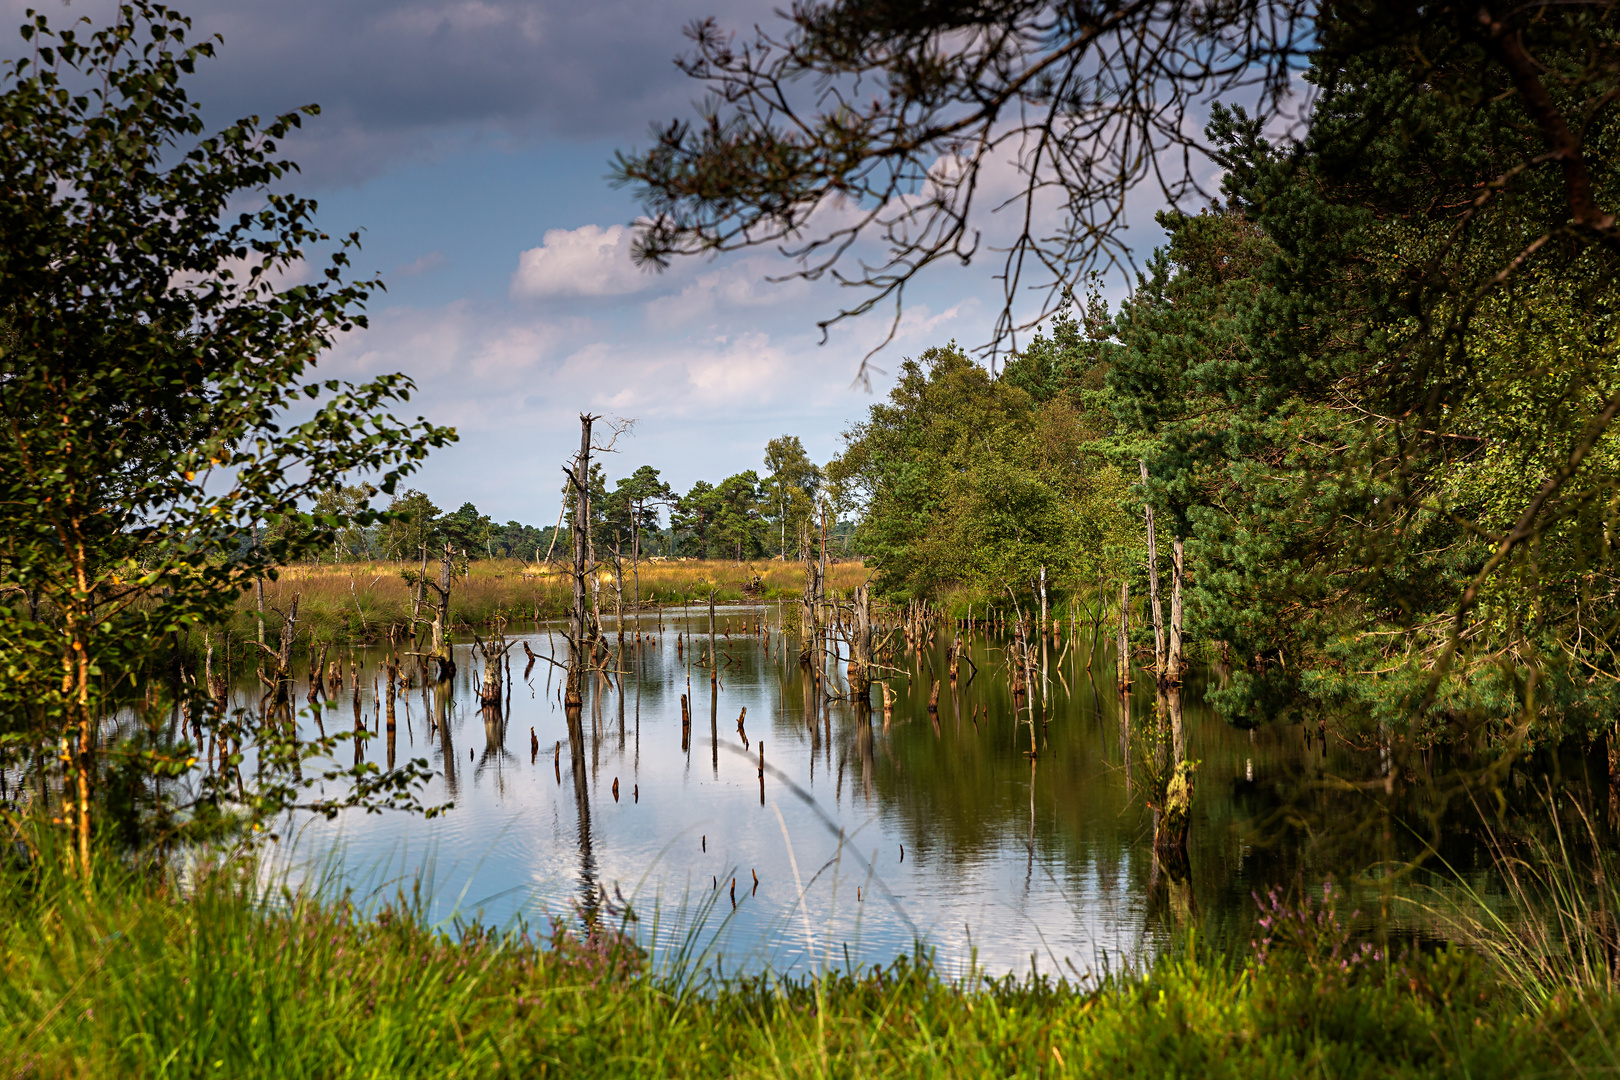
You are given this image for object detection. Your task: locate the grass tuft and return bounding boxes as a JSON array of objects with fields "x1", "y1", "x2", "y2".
[{"x1": 4, "y1": 844, "x2": 1620, "y2": 1078}]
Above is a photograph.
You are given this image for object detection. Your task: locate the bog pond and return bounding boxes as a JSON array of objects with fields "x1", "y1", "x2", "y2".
[{"x1": 230, "y1": 604, "x2": 1610, "y2": 978}]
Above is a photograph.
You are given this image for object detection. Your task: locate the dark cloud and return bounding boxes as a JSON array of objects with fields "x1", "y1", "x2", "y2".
[{"x1": 5, "y1": 0, "x2": 771, "y2": 184}]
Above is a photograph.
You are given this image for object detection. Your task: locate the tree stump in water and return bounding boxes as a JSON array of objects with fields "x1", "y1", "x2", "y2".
[{"x1": 1154, "y1": 760, "x2": 1197, "y2": 859}]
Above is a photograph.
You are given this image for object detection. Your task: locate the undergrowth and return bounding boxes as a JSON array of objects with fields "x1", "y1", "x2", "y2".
[{"x1": 3, "y1": 852, "x2": 1619, "y2": 1079}]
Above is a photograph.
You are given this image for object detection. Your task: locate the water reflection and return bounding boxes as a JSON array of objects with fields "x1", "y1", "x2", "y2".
[{"x1": 202, "y1": 605, "x2": 1620, "y2": 977}]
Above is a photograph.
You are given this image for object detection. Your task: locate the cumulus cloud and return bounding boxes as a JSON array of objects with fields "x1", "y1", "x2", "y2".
[{"x1": 510, "y1": 224, "x2": 652, "y2": 299}]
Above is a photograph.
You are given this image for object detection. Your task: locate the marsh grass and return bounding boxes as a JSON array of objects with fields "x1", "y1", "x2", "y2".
[
  {"x1": 5, "y1": 835, "x2": 1620, "y2": 1079},
  {"x1": 216, "y1": 559, "x2": 870, "y2": 651},
  {"x1": 1404, "y1": 788, "x2": 1620, "y2": 1007}
]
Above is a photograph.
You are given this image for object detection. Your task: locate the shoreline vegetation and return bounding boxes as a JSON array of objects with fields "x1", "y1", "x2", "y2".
[
  {"x1": 212, "y1": 558, "x2": 875, "y2": 653},
  {"x1": 4, "y1": 853, "x2": 1619, "y2": 1078}
]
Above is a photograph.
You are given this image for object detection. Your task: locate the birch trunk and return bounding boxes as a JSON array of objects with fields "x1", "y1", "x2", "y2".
[
  {"x1": 1039, "y1": 565, "x2": 1048, "y2": 640},
  {"x1": 1117, "y1": 580, "x2": 1131, "y2": 695}
]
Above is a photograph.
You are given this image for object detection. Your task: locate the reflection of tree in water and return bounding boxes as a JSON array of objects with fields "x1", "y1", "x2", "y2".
[
  {"x1": 474, "y1": 706, "x2": 511, "y2": 792},
  {"x1": 566, "y1": 704, "x2": 601, "y2": 925},
  {"x1": 709, "y1": 680, "x2": 719, "y2": 777},
  {"x1": 777, "y1": 626, "x2": 1620, "y2": 951},
  {"x1": 433, "y1": 675, "x2": 458, "y2": 802},
  {"x1": 803, "y1": 667, "x2": 818, "y2": 781},
  {"x1": 857, "y1": 705, "x2": 874, "y2": 802},
  {"x1": 617, "y1": 673, "x2": 626, "y2": 755},
  {"x1": 590, "y1": 669, "x2": 603, "y2": 784},
  {"x1": 273, "y1": 610, "x2": 1620, "y2": 959},
  {"x1": 351, "y1": 683, "x2": 365, "y2": 768}
]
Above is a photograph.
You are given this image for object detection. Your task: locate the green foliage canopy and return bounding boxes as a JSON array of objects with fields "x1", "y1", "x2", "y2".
[
  {"x1": 831, "y1": 343, "x2": 1132, "y2": 602},
  {"x1": 0, "y1": 3, "x2": 456, "y2": 860}
]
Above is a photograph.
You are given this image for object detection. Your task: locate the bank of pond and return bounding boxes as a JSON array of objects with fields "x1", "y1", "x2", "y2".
[
  {"x1": 2, "y1": 861, "x2": 1618, "y2": 1078},
  {"x1": 5, "y1": 603, "x2": 1619, "y2": 1075}
]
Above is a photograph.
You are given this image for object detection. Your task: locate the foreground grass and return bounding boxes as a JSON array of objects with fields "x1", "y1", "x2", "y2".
[{"x1": 3, "y1": 863, "x2": 1618, "y2": 1079}]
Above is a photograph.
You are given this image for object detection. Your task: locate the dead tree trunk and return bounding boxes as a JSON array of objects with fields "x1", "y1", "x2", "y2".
[
  {"x1": 1170, "y1": 538, "x2": 1187, "y2": 761},
  {"x1": 1039, "y1": 564, "x2": 1048, "y2": 641},
  {"x1": 307, "y1": 641, "x2": 328, "y2": 704},
  {"x1": 708, "y1": 589, "x2": 718, "y2": 685},
  {"x1": 1140, "y1": 464, "x2": 1192, "y2": 854},
  {"x1": 1140, "y1": 460, "x2": 1165, "y2": 682},
  {"x1": 255, "y1": 595, "x2": 301, "y2": 705},
  {"x1": 564, "y1": 413, "x2": 598, "y2": 708},
  {"x1": 849, "y1": 583, "x2": 873, "y2": 702},
  {"x1": 1117, "y1": 580, "x2": 1131, "y2": 695},
  {"x1": 473, "y1": 625, "x2": 515, "y2": 709},
  {"x1": 611, "y1": 543, "x2": 625, "y2": 648},
  {"x1": 385, "y1": 651, "x2": 398, "y2": 770},
  {"x1": 418, "y1": 542, "x2": 456, "y2": 679},
  {"x1": 799, "y1": 560, "x2": 816, "y2": 666},
  {"x1": 632, "y1": 507, "x2": 642, "y2": 612},
  {"x1": 585, "y1": 477, "x2": 602, "y2": 644},
  {"x1": 253, "y1": 523, "x2": 266, "y2": 681},
  {"x1": 1169, "y1": 537, "x2": 1185, "y2": 688}
]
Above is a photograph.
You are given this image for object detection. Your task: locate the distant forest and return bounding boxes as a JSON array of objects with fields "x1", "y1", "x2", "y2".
[{"x1": 286, "y1": 433, "x2": 853, "y2": 564}]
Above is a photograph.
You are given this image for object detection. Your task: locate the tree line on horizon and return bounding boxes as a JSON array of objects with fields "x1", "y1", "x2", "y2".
[{"x1": 283, "y1": 433, "x2": 851, "y2": 566}]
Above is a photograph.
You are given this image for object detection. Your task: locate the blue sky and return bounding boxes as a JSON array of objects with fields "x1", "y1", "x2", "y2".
[{"x1": 15, "y1": 0, "x2": 1187, "y2": 526}]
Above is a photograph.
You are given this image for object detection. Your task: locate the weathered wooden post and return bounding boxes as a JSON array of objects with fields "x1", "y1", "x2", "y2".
[
  {"x1": 707, "y1": 589, "x2": 718, "y2": 685},
  {"x1": 385, "y1": 651, "x2": 398, "y2": 770},
  {"x1": 1039, "y1": 564, "x2": 1049, "y2": 640}
]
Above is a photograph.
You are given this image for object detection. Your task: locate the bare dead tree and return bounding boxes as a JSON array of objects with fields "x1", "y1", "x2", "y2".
[
  {"x1": 411, "y1": 542, "x2": 457, "y2": 680},
  {"x1": 563, "y1": 414, "x2": 600, "y2": 709},
  {"x1": 252, "y1": 594, "x2": 300, "y2": 706},
  {"x1": 472, "y1": 622, "x2": 518, "y2": 709}
]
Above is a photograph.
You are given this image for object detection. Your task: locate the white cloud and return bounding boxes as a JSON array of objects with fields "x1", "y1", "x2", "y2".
[
  {"x1": 393, "y1": 250, "x2": 449, "y2": 277},
  {"x1": 642, "y1": 258, "x2": 812, "y2": 327},
  {"x1": 896, "y1": 300, "x2": 973, "y2": 340},
  {"x1": 315, "y1": 290, "x2": 874, "y2": 518},
  {"x1": 510, "y1": 223, "x2": 653, "y2": 299}
]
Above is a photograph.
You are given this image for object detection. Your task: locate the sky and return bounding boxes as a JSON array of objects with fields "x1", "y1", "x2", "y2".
[{"x1": 13, "y1": 0, "x2": 1195, "y2": 526}]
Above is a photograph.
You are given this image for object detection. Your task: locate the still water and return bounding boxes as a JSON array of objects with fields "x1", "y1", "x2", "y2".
[{"x1": 246, "y1": 605, "x2": 1608, "y2": 978}]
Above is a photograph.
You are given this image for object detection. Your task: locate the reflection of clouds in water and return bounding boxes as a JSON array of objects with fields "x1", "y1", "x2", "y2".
[{"x1": 271, "y1": 607, "x2": 1181, "y2": 977}]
